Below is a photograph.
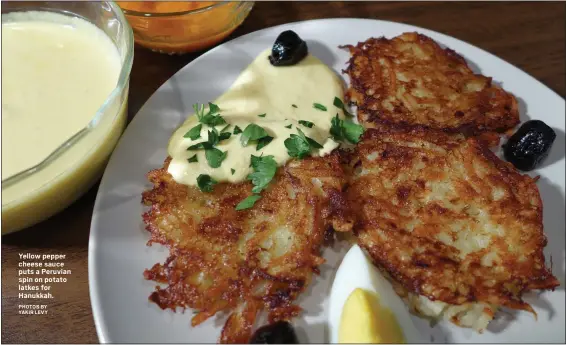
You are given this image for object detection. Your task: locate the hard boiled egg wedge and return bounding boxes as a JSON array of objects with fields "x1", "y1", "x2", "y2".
[{"x1": 328, "y1": 245, "x2": 423, "y2": 343}]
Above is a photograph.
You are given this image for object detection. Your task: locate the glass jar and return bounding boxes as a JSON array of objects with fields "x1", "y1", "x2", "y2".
[
  {"x1": 118, "y1": 1, "x2": 254, "y2": 54},
  {"x1": 1, "y1": 1, "x2": 134, "y2": 234}
]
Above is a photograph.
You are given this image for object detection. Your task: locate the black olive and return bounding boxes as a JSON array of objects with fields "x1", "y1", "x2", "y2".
[
  {"x1": 503, "y1": 120, "x2": 556, "y2": 171},
  {"x1": 249, "y1": 321, "x2": 299, "y2": 344},
  {"x1": 269, "y1": 30, "x2": 308, "y2": 67}
]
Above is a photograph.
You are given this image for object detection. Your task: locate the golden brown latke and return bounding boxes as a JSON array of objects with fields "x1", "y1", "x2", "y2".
[
  {"x1": 342, "y1": 32, "x2": 520, "y2": 143},
  {"x1": 346, "y1": 126, "x2": 558, "y2": 327},
  {"x1": 142, "y1": 155, "x2": 352, "y2": 343}
]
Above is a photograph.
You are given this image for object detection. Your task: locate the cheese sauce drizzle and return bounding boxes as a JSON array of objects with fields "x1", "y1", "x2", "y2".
[{"x1": 167, "y1": 48, "x2": 345, "y2": 186}]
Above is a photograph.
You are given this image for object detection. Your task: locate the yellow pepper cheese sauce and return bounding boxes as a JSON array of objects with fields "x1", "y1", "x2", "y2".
[
  {"x1": 1, "y1": 11, "x2": 126, "y2": 233},
  {"x1": 2, "y1": 12, "x2": 122, "y2": 180},
  {"x1": 167, "y1": 48, "x2": 345, "y2": 186}
]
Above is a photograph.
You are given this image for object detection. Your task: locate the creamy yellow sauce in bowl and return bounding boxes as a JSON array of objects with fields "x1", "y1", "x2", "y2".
[
  {"x1": 1, "y1": 6, "x2": 133, "y2": 234},
  {"x1": 167, "y1": 49, "x2": 345, "y2": 186}
]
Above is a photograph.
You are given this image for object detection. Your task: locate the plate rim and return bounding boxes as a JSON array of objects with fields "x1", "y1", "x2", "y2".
[{"x1": 88, "y1": 17, "x2": 565, "y2": 344}]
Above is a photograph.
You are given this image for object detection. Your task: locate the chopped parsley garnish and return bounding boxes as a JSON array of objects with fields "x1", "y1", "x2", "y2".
[
  {"x1": 187, "y1": 154, "x2": 198, "y2": 163},
  {"x1": 330, "y1": 116, "x2": 342, "y2": 142},
  {"x1": 194, "y1": 102, "x2": 226, "y2": 127},
  {"x1": 208, "y1": 102, "x2": 220, "y2": 113},
  {"x1": 333, "y1": 97, "x2": 354, "y2": 117},
  {"x1": 231, "y1": 168, "x2": 235, "y2": 175},
  {"x1": 187, "y1": 128, "x2": 230, "y2": 168},
  {"x1": 258, "y1": 113, "x2": 266, "y2": 118},
  {"x1": 240, "y1": 124, "x2": 270, "y2": 147},
  {"x1": 333, "y1": 97, "x2": 343, "y2": 108},
  {"x1": 188, "y1": 104, "x2": 231, "y2": 168},
  {"x1": 292, "y1": 104, "x2": 298, "y2": 108},
  {"x1": 200, "y1": 107, "x2": 226, "y2": 126},
  {"x1": 235, "y1": 155, "x2": 277, "y2": 210},
  {"x1": 306, "y1": 136, "x2": 323, "y2": 149},
  {"x1": 313, "y1": 103, "x2": 327, "y2": 111},
  {"x1": 197, "y1": 174, "x2": 217, "y2": 192},
  {"x1": 233, "y1": 125, "x2": 242, "y2": 134},
  {"x1": 285, "y1": 134, "x2": 310, "y2": 159},
  {"x1": 284, "y1": 124, "x2": 293, "y2": 129},
  {"x1": 235, "y1": 195, "x2": 262, "y2": 210},
  {"x1": 205, "y1": 147, "x2": 227, "y2": 168},
  {"x1": 187, "y1": 142, "x2": 209, "y2": 150},
  {"x1": 184, "y1": 124, "x2": 202, "y2": 140},
  {"x1": 284, "y1": 128, "x2": 322, "y2": 159},
  {"x1": 208, "y1": 127, "x2": 231, "y2": 144},
  {"x1": 249, "y1": 154, "x2": 262, "y2": 168},
  {"x1": 298, "y1": 120, "x2": 314, "y2": 128},
  {"x1": 330, "y1": 114, "x2": 365, "y2": 144},
  {"x1": 187, "y1": 128, "x2": 231, "y2": 151},
  {"x1": 207, "y1": 129, "x2": 219, "y2": 146},
  {"x1": 218, "y1": 131, "x2": 231, "y2": 142},
  {"x1": 256, "y1": 136, "x2": 274, "y2": 151},
  {"x1": 247, "y1": 155, "x2": 277, "y2": 193}
]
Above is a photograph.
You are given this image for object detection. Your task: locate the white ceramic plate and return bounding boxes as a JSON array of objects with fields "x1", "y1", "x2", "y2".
[{"x1": 89, "y1": 18, "x2": 565, "y2": 343}]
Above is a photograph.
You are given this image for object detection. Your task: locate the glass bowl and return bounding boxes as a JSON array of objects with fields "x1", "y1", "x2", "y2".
[
  {"x1": 118, "y1": 1, "x2": 254, "y2": 54},
  {"x1": 1, "y1": 1, "x2": 134, "y2": 234}
]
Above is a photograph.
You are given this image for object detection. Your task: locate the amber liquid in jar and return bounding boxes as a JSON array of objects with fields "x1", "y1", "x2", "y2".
[
  {"x1": 117, "y1": 1, "x2": 250, "y2": 54},
  {"x1": 117, "y1": 1, "x2": 214, "y2": 13}
]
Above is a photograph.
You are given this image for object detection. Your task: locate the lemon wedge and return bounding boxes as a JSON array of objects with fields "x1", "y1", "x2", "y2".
[{"x1": 338, "y1": 288, "x2": 406, "y2": 343}]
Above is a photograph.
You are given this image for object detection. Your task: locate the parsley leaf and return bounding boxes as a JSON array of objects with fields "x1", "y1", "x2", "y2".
[
  {"x1": 247, "y1": 155, "x2": 277, "y2": 193},
  {"x1": 205, "y1": 147, "x2": 227, "y2": 168},
  {"x1": 297, "y1": 127, "x2": 322, "y2": 147},
  {"x1": 208, "y1": 102, "x2": 220, "y2": 114},
  {"x1": 220, "y1": 124, "x2": 231, "y2": 133},
  {"x1": 333, "y1": 97, "x2": 353, "y2": 117},
  {"x1": 285, "y1": 129, "x2": 312, "y2": 159},
  {"x1": 235, "y1": 195, "x2": 262, "y2": 211},
  {"x1": 187, "y1": 142, "x2": 212, "y2": 150},
  {"x1": 285, "y1": 134, "x2": 311, "y2": 158},
  {"x1": 218, "y1": 131, "x2": 231, "y2": 141},
  {"x1": 258, "y1": 113, "x2": 266, "y2": 118},
  {"x1": 306, "y1": 137, "x2": 323, "y2": 149},
  {"x1": 240, "y1": 124, "x2": 270, "y2": 147},
  {"x1": 207, "y1": 129, "x2": 219, "y2": 146},
  {"x1": 236, "y1": 155, "x2": 277, "y2": 211},
  {"x1": 284, "y1": 128, "x2": 323, "y2": 158},
  {"x1": 187, "y1": 154, "x2": 198, "y2": 163},
  {"x1": 233, "y1": 126, "x2": 242, "y2": 134},
  {"x1": 298, "y1": 120, "x2": 314, "y2": 128},
  {"x1": 256, "y1": 136, "x2": 274, "y2": 150},
  {"x1": 333, "y1": 97, "x2": 344, "y2": 109},
  {"x1": 200, "y1": 113, "x2": 226, "y2": 127},
  {"x1": 188, "y1": 128, "x2": 232, "y2": 151},
  {"x1": 193, "y1": 103, "x2": 205, "y2": 118},
  {"x1": 197, "y1": 174, "x2": 217, "y2": 192},
  {"x1": 284, "y1": 124, "x2": 293, "y2": 129},
  {"x1": 194, "y1": 102, "x2": 226, "y2": 127},
  {"x1": 313, "y1": 103, "x2": 327, "y2": 111},
  {"x1": 329, "y1": 114, "x2": 365, "y2": 144},
  {"x1": 342, "y1": 120, "x2": 365, "y2": 144},
  {"x1": 330, "y1": 115, "x2": 344, "y2": 141},
  {"x1": 231, "y1": 168, "x2": 235, "y2": 175},
  {"x1": 184, "y1": 124, "x2": 202, "y2": 140},
  {"x1": 209, "y1": 127, "x2": 232, "y2": 145},
  {"x1": 250, "y1": 154, "x2": 262, "y2": 169}
]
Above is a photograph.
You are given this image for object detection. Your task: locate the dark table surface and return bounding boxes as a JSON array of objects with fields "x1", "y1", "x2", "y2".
[{"x1": 2, "y1": 2, "x2": 565, "y2": 343}]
